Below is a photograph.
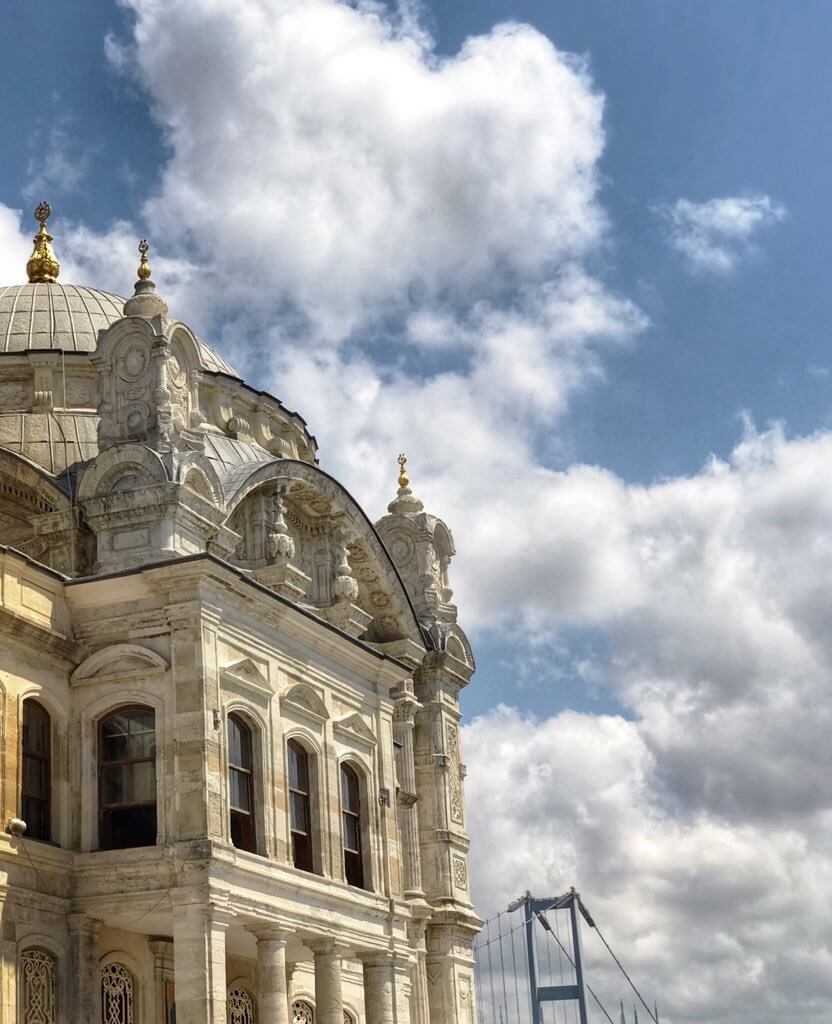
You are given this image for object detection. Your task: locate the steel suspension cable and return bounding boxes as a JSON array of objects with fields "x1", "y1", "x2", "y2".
[
  {"x1": 538, "y1": 913, "x2": 616, "y2": 1024},
  {"x1": 590, "y1": 920, "x2": 658, "y2": 1024}
]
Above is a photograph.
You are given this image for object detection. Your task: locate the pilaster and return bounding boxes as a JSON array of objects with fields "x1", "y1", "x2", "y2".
[{"x1": 67, "y1": 912, "x2": 100, "y2": 1024}]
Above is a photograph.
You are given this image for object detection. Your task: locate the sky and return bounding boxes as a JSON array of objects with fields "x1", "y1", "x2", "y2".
[{"x1": 1, "y1": 1, "x2": 832, "y2": 1021}]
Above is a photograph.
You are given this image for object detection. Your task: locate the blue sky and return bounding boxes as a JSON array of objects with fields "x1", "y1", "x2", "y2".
[{"x1": 2, "y1": 3, "x2": 832, "y2": 1020}]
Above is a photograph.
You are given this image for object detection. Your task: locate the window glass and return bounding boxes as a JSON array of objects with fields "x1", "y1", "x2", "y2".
[
  {"x1": 227, "y1": 715, "x2": 256, "y2": 853},
  {"x1": 21, "y1": 701, "x2": 51, "y2": 843},
  {"x1": 99, "y1": 706, "x2": 157, "y2": 850},
  {"x1": 288, "y1": 740, "x2": 313, "y2": 872}
]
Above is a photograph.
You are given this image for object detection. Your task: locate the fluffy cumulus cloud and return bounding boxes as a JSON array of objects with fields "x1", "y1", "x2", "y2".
[
  {"x1": 13, "y1": 0, "x2": 829, "y2": 1020},
  {"x1": 660, "y1": 194, "x2": 786, "y2": 273}
]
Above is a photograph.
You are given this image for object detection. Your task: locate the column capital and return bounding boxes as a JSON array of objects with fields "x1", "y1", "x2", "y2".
[
  {"x1": 307, "y1": 937, "x2": 349, "y2": 958},
  {"x1": 67, "y1": 913, "x2": 100, "y2": 937},
  {"x1": 248, "y1": 923, "x2": 292, "y2": 944}
]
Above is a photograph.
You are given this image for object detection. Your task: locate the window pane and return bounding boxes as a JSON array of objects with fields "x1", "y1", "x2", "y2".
[
  {"x1": 22, "y1": 796, "x2": 47, "y2": 842},
  {"x1": 341, "y1": 765, "x2": 360, "y2": 812},
  {"x1": 290, "y1": 791, "x2": 309, "y2": 834},
  {"x1": 101, "y1": 764, "x2": 127, "y2": 806},
  {"x1": 23, "y1": 703, "x2": 49, "y2": 756},
  {"x1": 228, "y1": 716, "x2": 252, "y2": 768},
  {"x1": 130, "y1": 761, "x2": 156, "y2": 803},
  {"x1": 343, "y1": 813, "x2": 361, "y2": 853},
  {"x1": 101, "y1": 805, "x2": 156, "y2": 850},
  {"x1": 130, "y1": 708, "x2": 155, "y2": 735},
  {"x1": 101, "y1": 732, "x2": 128, "y2": 764},
  {"x1": 345, "y1": 849, "x2": 364, "y2": 889},
  {"x1": 23, "y1": 756, "x2": 47, "y2": 798},
  {"x1": 292, "y1": 830, "x2": 313, "y2": 873},
  {"x1": 230, "y1": 768, "x2": 251, "y2": 812},
  {"x1": 101, "y1": 713, "x2": 130, "y2": 740},
  {"x1": 288, "y1": 742, "x2": 308, "y2": 790}
]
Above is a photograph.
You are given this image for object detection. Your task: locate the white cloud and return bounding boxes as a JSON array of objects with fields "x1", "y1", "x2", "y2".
[
  {"x1": 1, "y1": 2, "x2": 825, "y2": 1020},
  {"x1": 660, "y1": 195, "x2": 786, "y2": 273}
]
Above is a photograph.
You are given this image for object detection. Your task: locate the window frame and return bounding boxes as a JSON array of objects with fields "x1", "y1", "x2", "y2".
[
  {"x1": 97, "y1": 704, "x2": 158, "y2": 851},
  {"x1": 227, "y1": 712, "x2": 258, "y2": 854},
  {"x1": 287, "y1": 738, "x2": 314, "y2": 873},
  {"x1": 21, "y1": 699, "x2": 51, "y2": 844},
  {"x1": 340, "y1": 761, "x2": 369, "y2": 890}
]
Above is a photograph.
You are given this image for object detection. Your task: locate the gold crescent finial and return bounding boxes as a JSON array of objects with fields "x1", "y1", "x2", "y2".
[
  {"x1": 26, "y1": 201, "x2": 60, "y2": 283},
  {"x1": 137, "y1": 239, "x2": 151, "y2": 281},
  {"x1": 397, "y1": 453, "x2": 409, "y2": 489}
]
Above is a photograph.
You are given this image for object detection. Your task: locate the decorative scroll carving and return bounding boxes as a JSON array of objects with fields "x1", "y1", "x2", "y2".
[
  {"x1": 228, "y1": 987, "x2": 256, "y2": 1024},
  {"x1": 446, "y1": 724, "x2": 464, "y2": 825},
  {"x1": 20, "y1": 949, "x2": 56, "y2": 1024},
  {"x1": 101, "y1": 962, "x2": 134, "y2": 1024},
  {"x1": 292, "y1": 1000, "x2": 314, "y2": 1024}
]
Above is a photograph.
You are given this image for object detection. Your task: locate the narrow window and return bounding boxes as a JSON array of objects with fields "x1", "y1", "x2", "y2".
[
  {"x1": 19, "y1": 948, "x2": 56, "y2": 1024},
  {"x1": 340, "y1": 763, "x2": 365, "y2": 889},
  {"x1": 101, "y1": 963, "x2": 134, "y2": 1024},
  {"x1": 99, "y1": 706, "x2": 157, "y2": 850},
  {"x1": 288, "y1": 740, "x2": 314, "y2": 872},
  {"x1": 228, "y1": 986, "x2": 256, "y2": 1024},
  {"x1": 21, "y1": 700, "x2": 51, "y2": 842},
  {"x1": 292, "y1": 1001, "x2": 314, "y2": 1024},
  {"x1": 228, "y1": 714, "x2": 257, "y2": 853}
]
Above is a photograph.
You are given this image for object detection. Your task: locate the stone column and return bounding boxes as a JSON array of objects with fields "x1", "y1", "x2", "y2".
[
  {"x1": 393, "y1": 694, "x2": 424, "y2": 900},
  {"x1": 310, "y1": 942, "x2": 344, "y2": 1024},
  {"x1": 172, "y1": 896, "x2": 233, "y2": 1024},
  {"x1": 362, "y1": 955, "x2": 395, "y2": 1024},
  {"x1": 67, "y1": 913, "x2": 99, "y2": 1024},
  {"x1": 150, "y1": 940, "x2": 174, "y2": 1024},
  {"x1": 408, "y1": 922, "x2": 430, "y2": 1024},
  {"x1": 251, "y1": 926, "x2": 291, "y2": 1024},
  {"x1": 0, "y1": 893, "x2": 16, "y2": 1024}
]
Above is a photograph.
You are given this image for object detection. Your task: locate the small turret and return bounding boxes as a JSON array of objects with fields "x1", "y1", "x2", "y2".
[{"x1": 123, "y1": 239, "x2": 168, "y2": 317}]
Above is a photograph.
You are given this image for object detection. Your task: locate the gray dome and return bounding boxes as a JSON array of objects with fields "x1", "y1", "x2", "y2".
[{"x1": 0, "y1": 282, "x2": 238, "y2": 376}]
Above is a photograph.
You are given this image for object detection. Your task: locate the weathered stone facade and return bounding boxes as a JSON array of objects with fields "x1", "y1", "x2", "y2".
[{"x1": 0, "y1": 237, "x2": 480, "y2": 1023}]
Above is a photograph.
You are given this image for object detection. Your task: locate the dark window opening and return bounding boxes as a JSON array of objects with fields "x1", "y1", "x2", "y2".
[
  {"x1": 228, "y1": 714, "x2": 257, "y2": 853},
  {"x1": 341, "y1": 763, "x2": 366, "y2": 889},
  {"x1": 22, "y1": 700, "x2": 51, "y2": 842},
  {"x1": 99, "y1": 706, "x2": 157, "y2": 850},
  {"x1": 288, "y1": 739, "x2": 314, "y2": 872}
]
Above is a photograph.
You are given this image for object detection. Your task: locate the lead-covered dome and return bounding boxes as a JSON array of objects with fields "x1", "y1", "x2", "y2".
[{"x1": 0, "y1": 281, "x2": 238, "y2": 376}]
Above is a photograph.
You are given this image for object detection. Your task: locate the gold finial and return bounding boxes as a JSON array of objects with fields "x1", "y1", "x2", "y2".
[
  {"x1": 397, "y1": 453, "x2": 409, "y2": 489},
  {"x1": 137, "y1": 239, "x2": 151, "y2": 280},
  {"x1": 26, "y1": 201, "x2": 60, "y2": 284}
]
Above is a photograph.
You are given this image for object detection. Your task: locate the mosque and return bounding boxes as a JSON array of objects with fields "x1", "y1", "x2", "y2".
[{"x1": 0, "y1": 204, "x2": 480, "y2": 1024}]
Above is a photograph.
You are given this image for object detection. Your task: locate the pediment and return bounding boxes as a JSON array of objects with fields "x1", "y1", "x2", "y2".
[
  {"x1": 221, "y1": 657, "x2": 271, "y2": 696},
  {"x1": 71, "y1": 643, "x2": 168, "y2": 686},
  {"x1": 334, "y1": 712, "x2": 377, "y2": 747},
  {"x1": 280, "y1": 682, "x2": 329, "y2": 724}
]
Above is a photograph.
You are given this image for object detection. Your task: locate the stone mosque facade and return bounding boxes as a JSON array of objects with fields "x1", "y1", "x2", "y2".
[{"x1": 0, "y1": 206, "x2": 480, "y2": 1024}]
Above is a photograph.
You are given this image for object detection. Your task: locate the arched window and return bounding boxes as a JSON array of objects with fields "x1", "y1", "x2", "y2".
[
  {"x1": 19, "y1": 948, "x2": 56, "y2": 1024},
  {"x1": 21, "y1": 700, "x2": 51, "y2": 842},
  {"x1": 288, "y1": 739, "x2": 313, "y2": 872},
  {"x1": 99, "y1": 706, "x2": 157, "y2": 850},
  {"x1": 228, "y1": 986, "x2": 256, "y2": 1024},
  {"x1": 101, "y1": 963, "x2": 134, "y2": 1024},
  {"x1": 340, "y1": 763, "x2": 365, "y2": 889},
  {"x1": 292, "y1": 1001, "x2": 314, "y2": 1024},
  {"x1": 228, "y1": 714, "x2": 256, "y2": 853}
]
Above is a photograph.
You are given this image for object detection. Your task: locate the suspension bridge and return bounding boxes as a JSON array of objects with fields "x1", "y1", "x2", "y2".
[{"x1": 473, "y1": 890, "x2": 661, "y2": 1024}]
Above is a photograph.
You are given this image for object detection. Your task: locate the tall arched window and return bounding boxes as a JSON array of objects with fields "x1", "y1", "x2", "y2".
[
  {"x1": 340, "y1": 763, "x2": 365, "y2": 889},
  {"x1": 21, "y1": 700, "x2": 51, "y2": 842},
  {"x1": 19, "y1": 948, "x2": 56, "y2": 1024},
  {"x1": 101, "y1": 963, "x2": 134, "y2": 1024},
  {"x1": 228, "y1": 986, "x2": 256, "y2": 1024},
  {"x1": 292, "y1": 1001, "x2": 314, "y2": 1024},
  {"x1": 228, "y1": 714, "x2": 256, "y2": 853},
  {"x1": 99, "y1": 706, "x2": 157, "y2": 850},
  {"x1": 288, "y1": 739, "x2": 313, "y2": 872}
]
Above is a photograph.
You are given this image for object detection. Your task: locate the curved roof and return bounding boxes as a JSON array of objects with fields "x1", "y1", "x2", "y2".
[{"x1": 0, "y1": 282, "x2": 238, "y2": 376}]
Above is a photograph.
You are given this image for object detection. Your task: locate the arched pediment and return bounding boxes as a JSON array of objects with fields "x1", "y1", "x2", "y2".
[
  {"x1": 333, "y1": 712, "x2": 377, "y2": 748},
  {"x1": 71, "y1": 642, "x2": 169, "y2": 686},
  {"x1": 76, "y1": 443, "x2": 169, "y2": 501},
  {"x1": 0, "y1": 448, "x2": 70, "y2": 548},
  {"x1": 174, "y1": 451, "x2": 225, "y2": 508},
  {"x1": 224, "y1": 460, "x2": 425, "y2": 648},
  {"x1": 280, "y1": 682, "x2": 329, "y2": 724}
]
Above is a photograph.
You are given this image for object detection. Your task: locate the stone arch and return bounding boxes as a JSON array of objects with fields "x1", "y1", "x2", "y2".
[
  {"x1": 226, "y1": 979, "x2": 257, "y2": 1024},
  {"x1": 77, "y1": 443, "x2": 168, "y2": 501},
  {"x1": 175, "y1": 452, "x2": 224, "y2": 508},
  {"x1": 224, "y1": 460, "x2": 424, "y2": 646},
  {"x1": 71, "y1": 643, "x2": 168, "y2": 686},
  {"x1": 0, "y1": 448, "x2": 69, "y2": 549}
]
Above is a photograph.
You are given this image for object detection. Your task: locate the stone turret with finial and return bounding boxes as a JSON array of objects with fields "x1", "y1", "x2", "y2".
[
  {"x1": 387, "y1": 452, "x2": 424, "y2": 515},
  {"x1": 123, "y1": 239, "x2": 168, "y2": 318},
  {"x1": 26, "y1": 202, "x2": 60, "y2": 284}
]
